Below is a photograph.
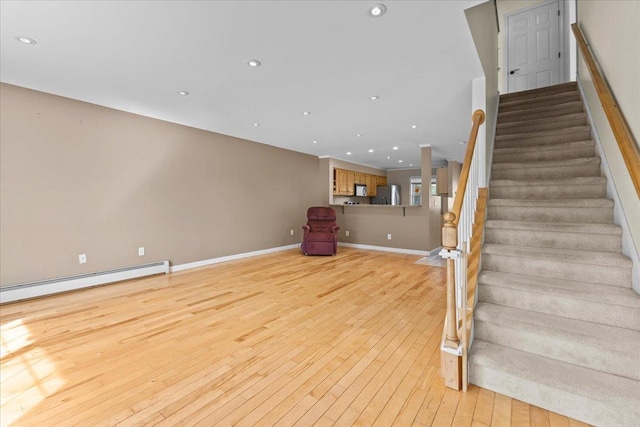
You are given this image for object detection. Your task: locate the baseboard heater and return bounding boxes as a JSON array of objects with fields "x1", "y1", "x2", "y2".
[{"x1": 0, "y1": 261, "x2": 169, "y2": 304}]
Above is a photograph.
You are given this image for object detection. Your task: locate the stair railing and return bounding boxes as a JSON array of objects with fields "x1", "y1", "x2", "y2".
[
  {"x1": 572, "y1": 23, "x2": 640, "y2": 197},
  {"x1": 440, "y1": 109, "x2": 485, "y2": 391}
]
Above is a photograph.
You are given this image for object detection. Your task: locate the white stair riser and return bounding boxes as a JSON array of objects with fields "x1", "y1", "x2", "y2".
[
  {"x1": 495, "y1": 130, "x2": 592, "y2": 149},
  {"x1": 497, "y1": 116, "x2": 588, "y2": 135},
  {"x1": 477, "y1": 285, "x2": 640, "y2": 331},
  {"x1": 490, "y1": 184, "x2": 606, "y2": 199},
  {"x1": 469, "y1": 363, "x2": 637, "y2": 427},
  {"x1": 494, "y1": 143, "x2": 595, "y2": 163},
  {"x1": 483, "y1": 253, "x2": 632, "y2": 287},
  {"x1": 487, "y1": 206, "x2": 613, "y2": 223},
  {"x1": 485, "y1": 228, "x2": 621, "y2": 252},
  {"x1": 474, "y1": 321, "x2": 637, "y2": 380},
  {"x1": 491, "y1": 163, "x2": 600, "y2": 180}
]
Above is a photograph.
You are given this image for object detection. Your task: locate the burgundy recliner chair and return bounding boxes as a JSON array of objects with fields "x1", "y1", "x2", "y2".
[{"x1": 301, "y1": 207, "x2": 340, "y2": 256}]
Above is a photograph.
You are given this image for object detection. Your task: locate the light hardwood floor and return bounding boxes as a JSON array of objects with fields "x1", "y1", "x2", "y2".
[{"x1": 1, "y1": 248, "x2": 591, "y2": 426}]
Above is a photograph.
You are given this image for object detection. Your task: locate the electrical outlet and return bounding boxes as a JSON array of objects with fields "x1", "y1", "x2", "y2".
[
  {"x1": 290, "y1": 229, "x2": 294, "y2": 236},
  {"x1": 138, "y1": 247, "x2": 145, "y2": 256},
  {"x1": 79, "y1": 253, "x2": 87, "y2": 264},
  {"x1": 345, "y1": 230, "x2": 350, "y2": 237},
  {"x1": 387, "y1": 234, "x2": 392, "y2": 240}
]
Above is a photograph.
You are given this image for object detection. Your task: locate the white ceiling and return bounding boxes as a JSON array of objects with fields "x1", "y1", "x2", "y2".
[{"x1": 0, "y1": 0, "x2": 485, "y2": 170}]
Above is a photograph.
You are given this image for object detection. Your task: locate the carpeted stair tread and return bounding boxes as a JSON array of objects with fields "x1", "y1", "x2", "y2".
[
  {"x1": 485, "y1": 219, "x2": 621, "y2": 235},
  {"x1": 475, "y1": 302, "x2": 640, "y2": 380},
  {"x1": 495, "y1": 126, "x2": 591, "y2": 145},
  {"x1": 490, "y1": 176, "x2": 606, "y2": 188},
  {"x1": 478, "y1": 271, "x2": 640, "y2": 309},
  {"x1": 483, "y1": 243, "x2": 632, "y2": 268},
  {"x1": 493, "y1": 140, "x2": 596, "y2": 163},
  {"x1": 485, "y1": 219, "x2": 621, "y2": 251},
  {"x1": 499, "y1": 82, "x2": 578, "y2": 103},
  {"x1": 498, "y1": 101, "x2": 584, "y2": 123},
  {"x1": 491, "y1": 157, "x2": 601, "y2": 180},
  {"x1": 487, "y1": 198, "x2": 614, "y2": 223},
  {"x1": 493, "y1": 139, "x2": 594, "y2": 155},
  {"x1": 487, "y1": 198, "x2": 613, "y2": 208},
  {"x1": 497, "y1": 113, "x2": 588, "y2": 135},
  {"x1": 499, "y1": 91, "x2": 582, "y2": 112},
  {"x1": 492, "y1": 156, "x2": 598, "y2": 170},
  {"x1": 477, "y1": 271, "x2": 640, "y2": 330},
  {"x1": 469, "y1": 341, "x2": 640, "y2": 427}
]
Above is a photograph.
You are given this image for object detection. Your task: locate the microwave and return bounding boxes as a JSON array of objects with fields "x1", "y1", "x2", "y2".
[{"x1": 355, "y1": 184, "x2": 367, "y2": 197}]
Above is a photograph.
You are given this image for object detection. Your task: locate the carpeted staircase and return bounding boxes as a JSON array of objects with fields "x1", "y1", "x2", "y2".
[{"x1": 468, "y1": 82, "x2": 640, "y2": 427}]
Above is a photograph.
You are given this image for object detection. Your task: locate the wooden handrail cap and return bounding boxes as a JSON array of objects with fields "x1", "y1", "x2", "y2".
[
  {"x1": 444, "y1": 212, "x2": 456, "y2": 223},
  {"x1": 473, "y1": 109, "x2": 485, "y2": 125}
]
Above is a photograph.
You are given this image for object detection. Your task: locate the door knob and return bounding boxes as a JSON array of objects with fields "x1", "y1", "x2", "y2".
[{"x1": 509, "y1": 69, "x2": 520, "y2": 75}]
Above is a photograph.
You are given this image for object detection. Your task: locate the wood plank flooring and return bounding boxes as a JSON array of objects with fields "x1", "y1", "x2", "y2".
[{"x1": 0, "y1": 248, "x2": 591, "y2": 426}]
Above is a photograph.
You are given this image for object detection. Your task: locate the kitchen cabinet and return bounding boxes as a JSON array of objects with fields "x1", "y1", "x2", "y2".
[
  {"x1": 333, "y1": 168, "x2": 387, "y2": 197},
  {"x1": 333, "y1": 168, "x2": 355, "y2": 195},
  {"x1": 346, "y1": 170, "x2": 355, "y2": 194},
  {"x1": 366, "y1": 174, "x2": 377, "y2": 197}
]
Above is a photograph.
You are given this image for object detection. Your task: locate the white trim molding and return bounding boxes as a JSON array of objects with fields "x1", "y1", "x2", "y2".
[
  {"x1": 338, "y1": 242, "x2": 430, "y2": 256},
  {"x1": 170, "y1": 244, "x2": 300, "y2": 273}
]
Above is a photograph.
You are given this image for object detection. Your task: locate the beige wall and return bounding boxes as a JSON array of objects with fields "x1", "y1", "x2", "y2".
[
  {"x1": 0, "y1": 84, "x2": 325, "y2": 286},
  {"x1": 576, "y1": 1, "x2": 640, "y2": 291}
]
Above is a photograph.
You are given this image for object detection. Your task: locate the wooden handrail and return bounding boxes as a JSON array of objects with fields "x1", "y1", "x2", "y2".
[
  {"x1": 572, "y1": 23, "x2": 640, "y2": 197},
  {"x1": 451, "y1": 110, "x2": 486, "y2": 225}
]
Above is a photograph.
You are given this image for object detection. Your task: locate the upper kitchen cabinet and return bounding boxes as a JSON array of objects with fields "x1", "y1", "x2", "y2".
[
  {"x1": 366, "y1": 174, "x2": 377, "y2": 197},
  {"x1": 377, "y1": 175, "x2": 387, "y2": 187}
]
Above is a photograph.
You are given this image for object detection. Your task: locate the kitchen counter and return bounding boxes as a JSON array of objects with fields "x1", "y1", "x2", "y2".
[{"x1": 330, "y1": 203, "x2": 422, "y2": 217}]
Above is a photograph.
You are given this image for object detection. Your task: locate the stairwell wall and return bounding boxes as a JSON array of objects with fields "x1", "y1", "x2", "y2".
[
  {"x1": 576, "y1": 1, "x2": 640, "y2": 292},
  {"x1": 465, "y1": 1, "x2": 499, "y2": 185}
]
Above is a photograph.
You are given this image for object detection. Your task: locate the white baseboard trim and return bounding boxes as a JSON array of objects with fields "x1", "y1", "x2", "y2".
[
  {"x1": 338, "y1": 242, "x2": 431, "y2": 256},
  {"x1": 1, "y1": 261, "x2": 170, "y2": 304},
  {"x1": 170, "y1": 244, "x2": 300, "y2": 273}
]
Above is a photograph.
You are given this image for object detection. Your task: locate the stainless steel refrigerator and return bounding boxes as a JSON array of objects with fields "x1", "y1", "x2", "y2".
[{"x1": 372, "y1": 185, "x2": 401, "y2": 205}]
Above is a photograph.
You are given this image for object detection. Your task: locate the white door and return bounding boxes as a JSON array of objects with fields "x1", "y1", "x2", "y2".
[{"x1": 506, "y1": 1, "x2": 562, "y2": 93}]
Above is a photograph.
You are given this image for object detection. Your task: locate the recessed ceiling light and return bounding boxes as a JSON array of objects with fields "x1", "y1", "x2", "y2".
[
  {"x1": 368, "y1": 4, "x2": 387, "y2": 17},
  {"x1": 409, "y1": 164, "x2": 413, "y2": 166},
  {"x1": 247, "y1": 59, "x2": 261, "y2": 67},
  {"x1": 411, "y1": 125, "x2": 418, "y2": 129},
  {"x1": 369, "y1": 95, "x2": 379, "y2": 100},
  {"x1": 177, "y1": 90, "x2": 189, "y2": 96},
  {"x1": 356, "y1": 134, "x2": 362, "y2": 137},
  {"x1": 398, "y1": 160, "x2": 403, "y2": 163},
  {"x1": 303, "y1": 111, "x2": 311, "y2": 116},
  {"x1": 459, "y1": 141, "x2": 466, "y2": 145},
  {"x1": 347, "y1": 152, "x2": 352, "y2": 155},
  {"x1": 253, "y1": 123, "x2": 260, "y2": 126},
  {"x1": 15, "y1": 35, "x2": 37, "y2": 45},
  {"x1": 313, "y1": 140, "x2": 317, "y2": 144},
  {"x1": 393, "y1": 146, "x2": 399, "y2": 150},
  {"x1": 368, "y1": 149, "x2": 374, "y2": 153},
  {"x1": 387, "y1": 156, "x2": 391, "y2": 159}
]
